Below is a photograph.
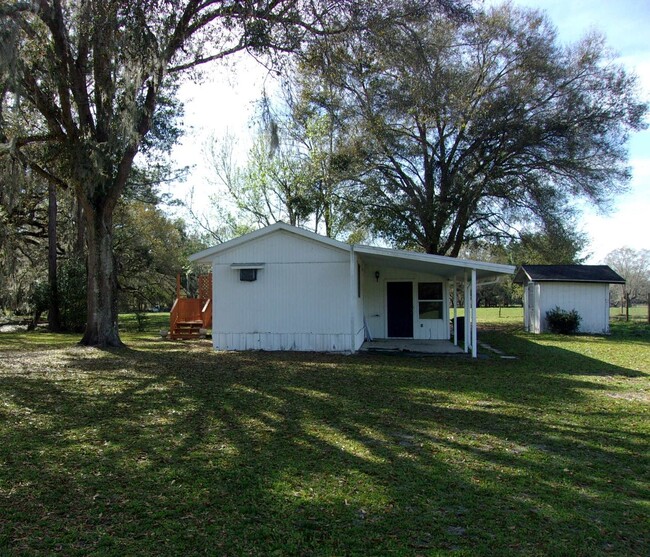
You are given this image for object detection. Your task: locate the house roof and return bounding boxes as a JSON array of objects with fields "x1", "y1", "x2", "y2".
[
  {"x1": 514, "y1": 265, "x2": 625, "y2": 284},
  {"x1": 189, "y1": 222, "x2": 349, "y2": 263},
  {"x1": 190, "y1": 222, "x2": 515, "y2": 281}
]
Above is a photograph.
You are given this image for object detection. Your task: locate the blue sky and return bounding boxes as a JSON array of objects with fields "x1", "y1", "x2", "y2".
[{"x1": 172, "y1": 0, "x2": 650, "y2": 262}]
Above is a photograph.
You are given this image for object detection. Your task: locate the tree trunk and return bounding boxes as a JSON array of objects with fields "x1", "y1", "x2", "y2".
[
  {"x1": 47, "y1": 181, "x2": 62, "y2": 332},
  {"x1": 74, "y1": 197, "x2": 86, "y2": 256},
  {"x1": 79, "y1": 204, "x2": 123, "y2": 347}
]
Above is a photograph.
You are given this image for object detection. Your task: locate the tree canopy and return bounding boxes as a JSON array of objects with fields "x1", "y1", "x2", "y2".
[
  {"x1": 296, "y1": 2, "x2": 647, "y2": 255},
  {"x1": 204, "y1": 87, "x2": 363, "y2": 241},
  {"x1": 0, "y1": 0, "x2": 350, "y2": 346}
]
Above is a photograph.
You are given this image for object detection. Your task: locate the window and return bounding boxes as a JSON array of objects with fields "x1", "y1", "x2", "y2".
[
  {"x1": 231, "y1": 263, "x2": 264, "y2": 282},
  {"x1": 240, "y1": 269, "x2": 257, "y2": 282},
  {"x1": 418, "y1": 282, "x2": 443, "y2": 319}
]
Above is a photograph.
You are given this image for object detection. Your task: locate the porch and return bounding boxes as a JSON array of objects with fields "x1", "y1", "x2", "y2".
[
  {"x1": 355, "y1": 244, "x2": 516, "y2": 358},
  {"x1": 360, "y1": 338, "x2": 465, "y2": 354}
]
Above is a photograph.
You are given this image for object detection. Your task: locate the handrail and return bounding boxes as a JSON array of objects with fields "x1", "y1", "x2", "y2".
[
  {"x1": 170, "y1": 296, "x2": 211, "y2": 337},
  {"x1": 170, "y1": 298, "x2": 180, "y2": 333},
  {"x1": 201, "y1": 299, "x2": 212, "y2": 329}
]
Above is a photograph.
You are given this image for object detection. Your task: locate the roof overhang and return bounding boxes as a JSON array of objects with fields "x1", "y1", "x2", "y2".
[
  {"x1": 230, "y1": 262, "x2": 265, "y2": 270},
  {"x1": 354, "y1": 245, "x2": 515, "y2": 282}
]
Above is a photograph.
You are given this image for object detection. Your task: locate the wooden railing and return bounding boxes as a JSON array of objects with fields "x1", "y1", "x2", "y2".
[{"x1": 170, "y1": 298, "x2": 205, "y2": 331}]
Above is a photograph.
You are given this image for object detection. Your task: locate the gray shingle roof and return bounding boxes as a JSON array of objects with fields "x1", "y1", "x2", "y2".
[{"x1": 514, "y1": 265, "x2": 625, "y2": 284}]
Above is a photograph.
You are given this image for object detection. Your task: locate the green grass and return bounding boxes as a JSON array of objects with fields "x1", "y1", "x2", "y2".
[
  {"x1": 118, "y1": 311, "x2": 172, "y2": 334},
  {"x1": 609, "y1": 305, "x2": 648, "y2": 322},
  {"x1": 0, "y1": 318, "x2": 648, "y2": 556},
  {"x1": 469, "y1": 306, "x2": 648, "y2": 325}
]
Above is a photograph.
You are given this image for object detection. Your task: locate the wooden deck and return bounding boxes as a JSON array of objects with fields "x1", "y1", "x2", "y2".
[{"x1": 168, "y1": 274, "x2": 212, "y2": 340}]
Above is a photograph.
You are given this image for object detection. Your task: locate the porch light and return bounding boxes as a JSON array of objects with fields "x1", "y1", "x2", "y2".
[{"x1": 375, "y1": 271, "x2": 380, "y2": 282}]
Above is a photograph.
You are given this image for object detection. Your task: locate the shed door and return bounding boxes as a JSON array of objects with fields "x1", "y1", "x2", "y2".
[
  {"x1": 387, "y1": 282, "x2": 413, "y2": 338},
  {"x1": 527, "y1": 283, "x2": 538, "y2": 333}
]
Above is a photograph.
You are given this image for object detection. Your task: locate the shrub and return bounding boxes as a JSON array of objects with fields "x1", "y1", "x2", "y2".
[
  {"x1": 27, "y1": 282, "x2": 51, "y2": 330},
  {"x1": 29, "y1": 282, "x2": 51, "y2": 316},
  {"x1": 58, "y1": 259, "x2": 87, "y2": 332},
  {"x1": 546, "y1": 306, "x2": 581, "y2": 334},
  {"x1": 133, "y1": 308, "x2": 149, "y2": 332}
]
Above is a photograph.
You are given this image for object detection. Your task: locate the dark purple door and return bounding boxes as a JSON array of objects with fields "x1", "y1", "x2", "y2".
[{"x1": 387, "y1": 282, "x2": 413, "y2": 337}]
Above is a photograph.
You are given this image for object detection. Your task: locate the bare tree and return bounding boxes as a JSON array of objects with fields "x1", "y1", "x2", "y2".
[{"x1": 605, "y1": 247, "x2": 650, "y2": 307}]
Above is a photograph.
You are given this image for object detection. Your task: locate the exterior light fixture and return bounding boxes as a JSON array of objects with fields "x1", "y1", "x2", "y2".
[{"x1": 375, "y1": 271, "x2": 380, "y2": 282}]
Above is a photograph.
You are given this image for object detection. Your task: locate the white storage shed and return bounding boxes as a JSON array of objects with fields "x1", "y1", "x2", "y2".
[
  {"x1": 514, "y1": 265, "x2": 625, "y2": 334},
  {"x1": 190, "y1": 223, "x2": 515, "y2": 356}
]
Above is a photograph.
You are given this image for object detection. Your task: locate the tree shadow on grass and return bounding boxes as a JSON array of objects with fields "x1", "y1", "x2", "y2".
[
  {"x1": 0, "y1": 336, "x2": 647, "y2": 555},
  {"x1": 478, "y1": 329, "x2": 647, "y2": 378}
]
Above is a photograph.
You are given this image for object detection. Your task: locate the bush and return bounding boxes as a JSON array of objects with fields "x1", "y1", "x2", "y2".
[
  {"x1": 133, "y1": 308, "x2": 149, "y2": 332},
  {"x1": 27, "y1": 282, "x2": 51, "y2": 330},
  {"x1": 58, "y1": 259, "x2": 87, "y2": 332},
  {"x1": 29, "y1": 282, "x2": 51, "y2": 316},
  {"x1": 546, "y1": 306, "x2": 581, "y2": 334}
]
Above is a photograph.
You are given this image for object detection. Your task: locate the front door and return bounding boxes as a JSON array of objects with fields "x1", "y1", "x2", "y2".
[{"x1": 387, "y1": 281, "x2": 413, "y2": 337}]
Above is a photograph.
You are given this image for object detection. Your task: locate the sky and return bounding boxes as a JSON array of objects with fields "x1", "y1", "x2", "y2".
[{"x1": 169, "y1": 0, "x2": 650, "y2": 263}]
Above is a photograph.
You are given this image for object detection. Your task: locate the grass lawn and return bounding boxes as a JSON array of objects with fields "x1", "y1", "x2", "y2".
[{"x1": 0, "y1": 315, "x2": 648, "y2": 556}]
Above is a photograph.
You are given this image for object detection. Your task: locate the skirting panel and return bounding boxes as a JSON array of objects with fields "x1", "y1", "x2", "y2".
[{"x1": 213, "y1": 332, "x2": 354, "y2": 352}]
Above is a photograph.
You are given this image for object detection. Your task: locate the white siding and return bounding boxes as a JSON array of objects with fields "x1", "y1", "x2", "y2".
[
  {"x1": 535, "y1": 282, "x2": 610, "y2": 334},
  {"x1": 528, "y1": 283, "x2": 542, "y2": 334},
  {"x1": 210, "y1": 229, "x2": 354, "y2": 351},
  {"x1": 361, "y1": 265, "x2": 449, "y2": 340},
  {"x1": 352, "y1": 253, "x2": 366, "y2": 350},
  {"x1": 212, "y1": 229, "x2": 348, "y2": 264},
  {"x1": 523, "y1": 283, "x2": 530, "y2": 332}
]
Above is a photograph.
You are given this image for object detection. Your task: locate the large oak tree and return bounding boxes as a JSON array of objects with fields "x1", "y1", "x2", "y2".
[
  {"x1": 0, "y1": 0, "x2": 346, "y2": 346},
  {"x1": 299, "y1": 2, "x2": 647, "y2": 255}
]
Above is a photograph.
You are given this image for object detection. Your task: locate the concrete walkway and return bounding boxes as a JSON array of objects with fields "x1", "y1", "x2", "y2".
[{"x1": 360, "y1": 339, "x2": 465, "y2": 354}]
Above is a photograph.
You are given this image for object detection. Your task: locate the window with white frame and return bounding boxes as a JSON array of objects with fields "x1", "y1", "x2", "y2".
[{"x1": 418, "y1": 282, "x2": 443, "y2": 319}]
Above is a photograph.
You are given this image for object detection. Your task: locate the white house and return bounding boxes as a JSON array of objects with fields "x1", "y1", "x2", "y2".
[
  {"x1": 514, "y1": 265, "x2": 625, "y2": 334},
  {"x1": 189, "y1": 223, "x2": 515, "y2": 356}
]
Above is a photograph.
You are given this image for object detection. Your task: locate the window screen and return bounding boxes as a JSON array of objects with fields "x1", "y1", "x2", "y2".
[
  {"x1": 418, "y1": 282, "x2": 442, "y2": 300},
  {"x1": 418, "y1": 282, "x2": 443, "y2": 319},
  {"x1": 240, "y1": 269, "x2": 257, "y2": 282}
]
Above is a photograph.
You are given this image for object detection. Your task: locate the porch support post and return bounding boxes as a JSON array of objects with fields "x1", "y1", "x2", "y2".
[
  {"x1": 471, "y1": 268, "x2": 477, "y2": 359},
  {"x1": 349, "y1": 246, "x2": 357, "y2": 352},
  {"x1": 463, "y1": 272, "x2": 469, "y2": 353},
  {"x1": 452, "y1": 277, "x2": 458, "y2": 346}
]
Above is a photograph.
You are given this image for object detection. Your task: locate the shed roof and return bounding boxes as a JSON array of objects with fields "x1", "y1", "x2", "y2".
[{"x1": 514, "y1": 265, "x2": 625, "y2": 284}]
